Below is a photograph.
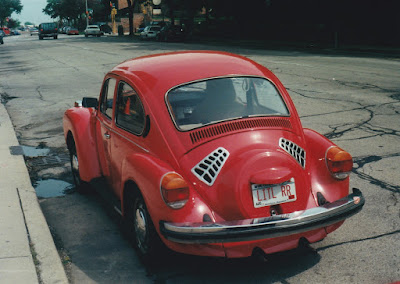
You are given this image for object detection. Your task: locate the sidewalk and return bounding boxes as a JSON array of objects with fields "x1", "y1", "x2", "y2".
[{"x1": 0, "y1": 103, "x2": 68, "y2": 283}]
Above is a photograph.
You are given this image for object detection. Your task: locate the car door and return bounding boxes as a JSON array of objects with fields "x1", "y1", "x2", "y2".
[
  {"x1": 96, "y1": 76, "x2": 117, "y2": 186},
  {"x1": 110, "y1": 81, "x2": 147, "y2": 198}
]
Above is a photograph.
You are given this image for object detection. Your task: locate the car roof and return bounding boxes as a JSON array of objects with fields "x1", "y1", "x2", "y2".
[{"x1": 111, "y1": 51, "x2": 277, "y2": 96}]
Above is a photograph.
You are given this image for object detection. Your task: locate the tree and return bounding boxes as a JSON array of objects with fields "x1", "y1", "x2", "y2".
[
  {"x1": 0, "y1": 0, "x2": 22, "y2": 27},
  {"x1": 7, "y1": 17, "x2": 20, "y2": 28},
  {"x1": 44, "y1": 0, "x2": 111, "y2": 27}
]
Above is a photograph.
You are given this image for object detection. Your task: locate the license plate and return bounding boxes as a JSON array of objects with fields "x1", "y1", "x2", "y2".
[{"x1": 251, "y1": 180, "x2": 297, "y2": 208}]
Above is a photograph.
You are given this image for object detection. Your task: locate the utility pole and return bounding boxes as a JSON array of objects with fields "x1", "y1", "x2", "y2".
[{"x1": 85, "y1": 0, "x2": 89, "y2": 27}]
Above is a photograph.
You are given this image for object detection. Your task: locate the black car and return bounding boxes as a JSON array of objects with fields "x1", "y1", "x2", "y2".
[
  {"x1": 38, "y1": 22, "x2": 58, "y2": 40},
  {"x1": 157, "y1": 24, "x2": 186, "y2": 42},
  {"x1": 100, "y1": 24, "x2": 112, "y2": 35}
]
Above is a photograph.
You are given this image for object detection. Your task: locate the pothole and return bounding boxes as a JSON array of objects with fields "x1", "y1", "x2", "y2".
[
  {"x1": 0, "y1": 93, "x2": 18, "y2": 105},
  {"x1": 10, "y1": 145, "x2": 50, "y2": 157},
  {"x1": 34, "y1": 179, "x2": 74, "y2": 198},
  {"x1": 10, "y1": 144, "x2": 73, "y2": 198}
]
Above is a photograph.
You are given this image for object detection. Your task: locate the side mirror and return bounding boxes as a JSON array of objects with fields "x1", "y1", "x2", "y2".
[{"x1": 82, "y1": 97, "x2": 98, "y2": 108}]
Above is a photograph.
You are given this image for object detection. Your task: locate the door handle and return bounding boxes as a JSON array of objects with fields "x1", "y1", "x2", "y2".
[{"x1": 104, "y1": 133, "x2": 111, "y2": 139}]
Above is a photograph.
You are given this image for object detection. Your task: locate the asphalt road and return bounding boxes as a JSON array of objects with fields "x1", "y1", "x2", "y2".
[{"x1": 0, "y1": 33, "x2": 399, "y2": 284}]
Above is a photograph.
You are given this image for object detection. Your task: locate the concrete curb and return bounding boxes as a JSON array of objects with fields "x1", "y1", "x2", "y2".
[{"x1": 0, "y1": 103, "x2": 68, "y2": 284}]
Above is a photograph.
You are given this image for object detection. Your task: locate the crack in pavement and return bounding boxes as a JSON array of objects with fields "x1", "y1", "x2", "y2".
[
  {"x1": 316, "y1": 229, "x2": 400, "y2": 252},
  {"x1": 290, "y1": 86, "x2": 400, "y2": 193},
  {"x1": 36, "y1": 86, "x2": 44, "y2": 101},
  {"x1": 353, "y1": 153, "x2": 400, "y2": 193}
]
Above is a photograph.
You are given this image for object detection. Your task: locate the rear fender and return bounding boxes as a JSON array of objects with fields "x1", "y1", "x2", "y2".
[
  {"x1": 63, "y1": 107, "x2": 101, "y2": 182},
  {"x1": 120, "y1": 153, "x2": 214, "y2": 231},
  {"x1": 303, "y1": 129, "x2": 350, "y2": 202}
]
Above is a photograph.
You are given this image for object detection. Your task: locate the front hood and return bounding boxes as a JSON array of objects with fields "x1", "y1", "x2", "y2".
[{"x1": 179, "y1": 130, "x2": 312, "y2": 221}]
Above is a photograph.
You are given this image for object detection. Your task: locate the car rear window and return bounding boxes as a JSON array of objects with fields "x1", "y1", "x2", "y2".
[
  {"x1": 41, "y1": 23, "x2": 56, "y2": 29},
  {"x1": 167, "y1": 77, "x2": 289, "y2": 131}
]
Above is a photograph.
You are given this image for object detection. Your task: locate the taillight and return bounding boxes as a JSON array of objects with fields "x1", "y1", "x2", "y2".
[
  {"x1": 160, "y1": 172, "x2": 189, "y2": 209},
  {"x1": 326, "y1": 146, "x2": 353, "y2": 179}
]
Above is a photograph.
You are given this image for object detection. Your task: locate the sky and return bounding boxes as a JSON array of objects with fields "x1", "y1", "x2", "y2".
[{"x1": 12, "y1": 0, "x2": 53, "y2": 25}]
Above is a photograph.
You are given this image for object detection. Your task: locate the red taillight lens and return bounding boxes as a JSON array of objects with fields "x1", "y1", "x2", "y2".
[
  {"x1": 161, "y1": 172, "x2": 189, "y2": 209},
  {"x1": 326, "y1": 146, "x2": 353, "y2": 179}
]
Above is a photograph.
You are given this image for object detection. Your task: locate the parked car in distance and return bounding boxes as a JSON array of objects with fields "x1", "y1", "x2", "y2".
[
  {"x1": 157, "y1": 24, "x2": 186, "y2": 42},
  {"x1": 10, "y1": 29, "x2": 21, "y2": 35},
  {"x1": 84, "y1": 25, "x2": 102, "y2": 37},
  {"x1": 63, "y1": 51, "x2": 364, "y2": 261},
  {"x1": 39, "y1": 22, "x2": 58, "y2": 39},
  {"x1": 0, "y1": 30, "x2": 4, "y2": 44},
  {"x1": 100, "y1": 24, "x2": 112, "y2": 35},
  {"x1": 67, "y1": 27, "x2": 79, "y2": 35},
  {"x1": 140, "y1": 25, "x2": 161, "y2": 40},
  {"x1": 0, "y1": 27, "x2": 10, "y2": 36},
  {"x1": 59, "y1": 26, "x2": 68, "y2": 34},
  {"x1": 29, "y1": 28, "x2": 39, "y2": 36}
]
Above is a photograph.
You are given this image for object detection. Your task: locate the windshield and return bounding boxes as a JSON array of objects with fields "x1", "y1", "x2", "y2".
[{"x1": 167, "y1": 77, "x2": 289, "y2": 131}]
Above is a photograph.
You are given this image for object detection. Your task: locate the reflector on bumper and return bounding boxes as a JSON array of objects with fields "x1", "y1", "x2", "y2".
[{"x1": 160, "y1": 188, "x2": 364, "y2": 244}]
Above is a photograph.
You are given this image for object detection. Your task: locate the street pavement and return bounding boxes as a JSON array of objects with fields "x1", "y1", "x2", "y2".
[
  {"x1": 0, "y1": 33, "x2": 399, "y2": 283},
  {"x1": 0, "y1": 103, "x2": 68, "y2": 283}
]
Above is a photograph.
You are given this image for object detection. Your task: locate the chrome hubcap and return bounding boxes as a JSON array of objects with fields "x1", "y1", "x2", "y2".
[
  {"x1": 72, "y1": 154, "x2": 79, "y2": 172},
  {"x1": 71, "y1": 153, "x2": 80, "y2": 186},
  {"x1": 135, "y1": 207, "x2": 147, "y2": 249}
]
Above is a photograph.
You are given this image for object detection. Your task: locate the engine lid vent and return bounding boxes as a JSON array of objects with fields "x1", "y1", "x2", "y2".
[
  {"x1": 191, "y1": 147, "x2": 230, "y2": 186},
  {"x1": 190, "y1": 117, "x2": 292, "y2": 144},
  {"x1": 279, "y1": 138, "x2": 306, "y2": 168}
]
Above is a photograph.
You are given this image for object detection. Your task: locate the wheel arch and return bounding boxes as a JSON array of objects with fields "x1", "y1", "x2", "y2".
[
  {"x1": 63, "y1": 108, "x2": 101, "y2": 182},
  {"x1": 304, "y1": 128, "x2": 350, "y2": 202}
]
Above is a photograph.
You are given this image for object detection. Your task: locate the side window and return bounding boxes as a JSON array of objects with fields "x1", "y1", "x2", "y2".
[
  {"x1": 115, "y1": 82, "x2": 145, "y2": 135},
  {"x1": 100, "y1": 78, "x2": 116, "y2": 119}
]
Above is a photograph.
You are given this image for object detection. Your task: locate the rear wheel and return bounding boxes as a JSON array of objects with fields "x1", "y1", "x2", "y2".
[{"x1": 126, "y1": 191, "x2": 163, "y2": 262}]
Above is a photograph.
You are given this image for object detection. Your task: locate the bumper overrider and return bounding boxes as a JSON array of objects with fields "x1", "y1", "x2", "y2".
[{"x1": 160, "y1": 188, "x2": 364, "y2": 244}]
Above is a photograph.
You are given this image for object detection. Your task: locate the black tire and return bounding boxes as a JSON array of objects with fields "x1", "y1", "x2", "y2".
[
  {"x1": 85, "y1": 34, "x2": 88, "y2": 38},
  {"x1": 39, "y1": 36, "x2": 43, "y2": 40},
  {"x1": 126, "y1": 192, "x2": 163, "y2": 262},
  {"x1": 68, "y1": 138, "x2": 90, "y2": 193},
  {"x1": 54, "y1": 35, "x2": 58, "y2": 39}
]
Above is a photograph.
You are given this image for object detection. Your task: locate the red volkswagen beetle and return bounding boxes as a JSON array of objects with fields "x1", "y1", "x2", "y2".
[{"x1": 63, "y1": 51, "x2": 364, "y2": 260}]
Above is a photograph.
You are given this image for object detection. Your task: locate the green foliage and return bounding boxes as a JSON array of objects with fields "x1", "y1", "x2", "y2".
[
  {"x1": 43, "y1": 0, "x2": 85, "y2": 21},
  {"x1": 43, "y1": 0, "x2": 110, "y2": 23},
  {"x1": 0, "y1": 0, "x2": 22, "y2": 27},
  {"x1": 7, "y1": 17, "x2": 20, "y2": 28}
]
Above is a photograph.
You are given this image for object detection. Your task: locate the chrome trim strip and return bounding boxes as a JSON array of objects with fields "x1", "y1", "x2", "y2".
[
  {"x1": 160, "y1": 188, "x2": 364, "y2": 244},
  {"x1": 96, "y1": 117, "x2": 150, "y2": 153}
]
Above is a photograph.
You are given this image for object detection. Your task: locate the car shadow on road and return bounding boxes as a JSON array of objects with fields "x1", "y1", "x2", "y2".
[
  {"x1": 88, "y1": 186, "x2": 322, "y2": 283},
  {"x1": 142, "y1": 244, "x2": 321, "y2": 283}
]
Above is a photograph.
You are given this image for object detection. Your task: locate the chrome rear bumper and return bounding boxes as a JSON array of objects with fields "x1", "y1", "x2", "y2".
[{"x1": 160, "y1": 188, "x2": 364, "y2": 244}]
